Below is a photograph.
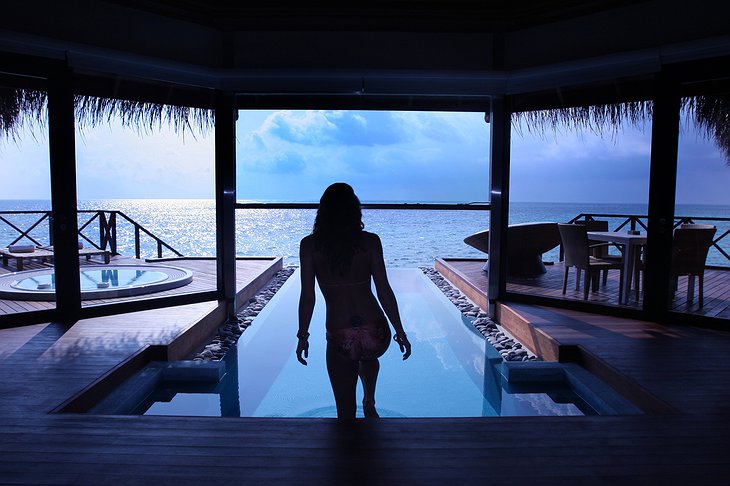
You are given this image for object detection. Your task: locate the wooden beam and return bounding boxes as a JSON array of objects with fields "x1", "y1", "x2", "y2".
[
  {"x1": 644, "y1": 70, "x2": 681, "y2": 317},
  {"x1": 215, "y1": 91, "x2": 237, "y2": 318},
  {"x1": 47, "y1": 66, "x2": 81, "y2": 323},
  {"x1": 488, "y1": 96, "x2": 511, "y2": 315}
]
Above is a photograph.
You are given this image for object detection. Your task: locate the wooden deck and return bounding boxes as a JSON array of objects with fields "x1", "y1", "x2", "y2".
[
  {"x1": 1, "y1": 258, "x2": 730, "y2": 483},
  {"x1": 0, "y1": 255, "x2": 280, "y2": 316},
  {"x1": 437, "y1": 257, "x2": 730, "y2": 319}
]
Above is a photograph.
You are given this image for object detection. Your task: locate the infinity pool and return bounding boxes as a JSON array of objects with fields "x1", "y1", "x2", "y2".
[{"x1": 110, "y1": 268, "x2": 635, "y2": 418}]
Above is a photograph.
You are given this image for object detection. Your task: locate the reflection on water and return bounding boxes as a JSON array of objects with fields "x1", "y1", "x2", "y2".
[
  {"x1": 139, "y1": 269, "x2": 592, "y2": 418},
  {"x1": 13, "y1": 268, "x2": 168, "y2": 291}
]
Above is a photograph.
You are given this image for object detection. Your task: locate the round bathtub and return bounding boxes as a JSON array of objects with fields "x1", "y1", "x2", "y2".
[{"x1": 0, "y1": 264, "x2": 194, "y2": 301}]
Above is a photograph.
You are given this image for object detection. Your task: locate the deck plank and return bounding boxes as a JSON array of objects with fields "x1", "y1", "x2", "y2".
[
  {"x1": 438, "y1": 258, "x2": 730, "y2": 318},
  {"x1": 437, "y1": 259, "x2": 730, "y2": 417},
  {"x1": 0, "y1": 258, "x2": 730, "y2": 482},
  {"x1": 0, "y1": 257, "x2": 280, "y2": 316}
]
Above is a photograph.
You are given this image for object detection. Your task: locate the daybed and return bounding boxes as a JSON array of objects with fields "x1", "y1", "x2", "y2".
[{"x1": 463, "y1": 222, "x2": 561, "y2": 276}]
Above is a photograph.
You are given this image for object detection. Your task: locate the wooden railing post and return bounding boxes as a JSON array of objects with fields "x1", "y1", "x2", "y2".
[
  {"x1": 48, "y1": 213, "x2": 54, "y2": 246},
  {"x1": 99, "y1": 211, "x2": 108, "y2": 250},
  {"x1": 135, "y1": 225, "x2": 141, "y2": 259},
  {"x1": 109, "y1": 212, "x2": 117, "y2": 255}
]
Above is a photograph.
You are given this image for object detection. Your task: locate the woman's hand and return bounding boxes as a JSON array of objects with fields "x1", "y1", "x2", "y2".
[
  {"x1": 296, "y1": 337, "x2": 309, "y2": 365},
  {"x1": 394, "y1": 333, "x2": 411, "y2": 360}
]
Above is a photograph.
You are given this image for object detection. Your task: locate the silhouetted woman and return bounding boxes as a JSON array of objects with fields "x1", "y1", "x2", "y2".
[{"x1": 296, "y1": 182, "x2": 411, "y2": 419}]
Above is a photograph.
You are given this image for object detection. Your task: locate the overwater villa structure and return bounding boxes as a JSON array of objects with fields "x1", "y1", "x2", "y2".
[{"x1": 2, "y1": 0, "x2": 730, "y2": 483}]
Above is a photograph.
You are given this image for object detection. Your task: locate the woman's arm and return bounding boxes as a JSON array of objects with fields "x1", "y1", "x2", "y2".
[
  {"x1": 370, "y1": 234, "x2": 411, "y2": 360},
  {"x1": 297, "y1": 237, "x2": 316, "y2": 365}
]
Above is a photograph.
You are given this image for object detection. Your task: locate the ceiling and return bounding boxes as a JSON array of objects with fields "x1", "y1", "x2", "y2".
[
  {"x1": 102, "y1": 0, "x2": 644, "y2": 32},
  {"x1": 1, "y1": 0, "x2": 729, "y2": 110}
]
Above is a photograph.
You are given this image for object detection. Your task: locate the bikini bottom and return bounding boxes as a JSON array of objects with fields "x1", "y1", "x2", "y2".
[{"x1": 326, "y1": 316, "x2": 391, "y2": 361}]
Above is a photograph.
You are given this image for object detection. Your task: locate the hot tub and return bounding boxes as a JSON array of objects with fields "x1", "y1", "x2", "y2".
[{"x1": 0, "y1": 264, "x2": 193, "y2": 301}]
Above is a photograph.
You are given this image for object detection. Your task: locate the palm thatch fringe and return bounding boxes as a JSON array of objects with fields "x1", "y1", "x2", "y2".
[
  {"x1": 74, "y1": 95, "x2": 214, "y2": 138},
  {"x1": 512, "y1": 101, "x2": 652, "y2": 139},
  {"x1": 513, "y1": 96, "x2": 730, "y2": 163},
  {"x1": 1, "y1": 87, "x2": 728, "y2": 162},
  {"x1": 0, "y1": 88, "x2": 214, "y2": 142},
  {"x1": 688, "y1": 94, "x2": 730, "y2": 163},
  {"x1": 0, "y1": 87, "x2": 47, "y2": 141}
]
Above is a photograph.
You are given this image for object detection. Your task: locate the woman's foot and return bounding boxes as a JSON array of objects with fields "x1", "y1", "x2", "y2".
[{"x1": 363, "y1": 399, "x2": 379, "y2": 418}]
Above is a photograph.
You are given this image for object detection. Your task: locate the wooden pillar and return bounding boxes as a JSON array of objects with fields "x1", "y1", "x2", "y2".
[
  {"x1": 487, "y1": 96, "x2": 511, "y2": 316},
  {"x1": 215, "y1": 91, "x2": 238, "y2": 318},
  {"x1": 47, "y1": 67, "x2": 81, "y2": 322},
  {"x1": 644, "y1": 70, "x2": 681, "y2": 318}
]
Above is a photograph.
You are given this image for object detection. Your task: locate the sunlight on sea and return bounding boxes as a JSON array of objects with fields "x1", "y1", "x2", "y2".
[{"x1": 1, "y1": 199, "x2": 728, "y2": 268}]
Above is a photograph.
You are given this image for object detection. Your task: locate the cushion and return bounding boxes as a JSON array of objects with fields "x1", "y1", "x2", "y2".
[{"x1": 8, "y1": 244, "x2": 35, "y2": 253}]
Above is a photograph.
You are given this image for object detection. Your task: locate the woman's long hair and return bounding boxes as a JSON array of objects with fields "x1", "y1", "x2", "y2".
[{"x1": 312, "y1": 182, "x2": 365, "y2": 275}]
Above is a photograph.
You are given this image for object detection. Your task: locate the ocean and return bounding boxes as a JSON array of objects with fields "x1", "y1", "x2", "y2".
[{"x1": 1, "y1": 199, "x2": 728, "y2": 268}]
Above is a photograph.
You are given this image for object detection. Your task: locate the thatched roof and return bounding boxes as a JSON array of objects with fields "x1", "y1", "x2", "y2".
[
  {"x1": 515, "y1": 95, "x2": 730, "y2": 163},
  {"x1": 0, "y1": 87, "x2": 213, "y2": 141},
  {"x1": 0, "y1": 87, "x2": 46, "y2": 141},
  {"x1": 1, "y1": 87, "x2": 728, "y2": 163},
  {"x1": 689, "y1": 94, "x2": 730, "y2": 162}
]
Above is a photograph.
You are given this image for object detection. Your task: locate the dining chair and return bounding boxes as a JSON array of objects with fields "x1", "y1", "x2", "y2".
[
  {"x1": 558, "y1": 223, "x2": 624, "y2": 303},
  {"x1": 576, "y1": 219, "x2": 623, "y2": 286},
  {"x1": 670, "y1": 225, "x2": 716, "y2": 307}
]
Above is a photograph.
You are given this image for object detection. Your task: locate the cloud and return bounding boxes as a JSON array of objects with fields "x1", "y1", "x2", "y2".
[
  {"x1": 235, "y1": 110, "x2": 490, "y2": 202},
  {"x1": 75, "y1": 120, "x2": 215, "y2": 199},
  {"x1": 261, "y1": 110, "x2": 409, "y2": 146},
  {"x1": 0, "y1": 130, "x2": 51, "y2": 199}
]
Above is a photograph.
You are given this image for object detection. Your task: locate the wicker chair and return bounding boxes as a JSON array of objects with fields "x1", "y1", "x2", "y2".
[
  {"x1": 575, "y1": 219, "x2": 624, "y2": 287},
  {"x1": 558, "y1": 223, "x2": 625, "y2": 303},
  {"x1": 671, "y1": 224, "x2": 716, "y2": 307}
]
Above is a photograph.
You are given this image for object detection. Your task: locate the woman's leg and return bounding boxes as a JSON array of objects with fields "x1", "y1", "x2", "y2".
[
  {"x1": 326, "y1": 344, "x2": 359, "y2": 419},
  {"x1": 358, "y1": 359, "x2": 380, "y2": 418}
]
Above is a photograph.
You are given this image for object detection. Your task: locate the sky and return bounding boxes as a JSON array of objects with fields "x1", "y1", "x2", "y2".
[{"x1": 1, "y1": 108, "x2": 729, "y2": 205}]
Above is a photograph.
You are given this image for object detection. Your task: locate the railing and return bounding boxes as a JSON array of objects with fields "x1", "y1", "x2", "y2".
[
  {"x1": 0, "y1": 210, "x2": 183, "y2": 259},
  {"x1": 569, "y1": 213, "x2": 730, "y2": 267},
  {"x1": 235, "y1": 202, "x2": 491, "y2": 210},
  {"x1": 234, "y1": 201, "x2": 492, "y2": 268}
]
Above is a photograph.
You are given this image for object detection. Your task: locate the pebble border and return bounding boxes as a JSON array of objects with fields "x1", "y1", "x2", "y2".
[
  {"x1": 419, "y1": 267, "x2": 536, "y2": 362},
  {"x1": 193, "y1": 265, "x2": 536, "y2": 362}
]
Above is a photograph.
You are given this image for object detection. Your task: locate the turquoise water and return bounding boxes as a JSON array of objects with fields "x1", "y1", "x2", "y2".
[
  {"x1": 12, "y1": 268, "x2": 167, "y2": 291},
  {"x1": 144, "y1": 269, "x2": 586, "y2": 418},
  {"x1": 1, "y1": 199, "x2": 728, "y2": 267}
]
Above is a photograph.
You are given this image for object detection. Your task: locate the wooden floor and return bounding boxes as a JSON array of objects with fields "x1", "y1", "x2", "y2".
[
  {"x1": 0, "y1": 255, "x2": 279, "y2": 316},
  {"x1": 1, "y1": 258, "x2": 730, "y2": 483},
  {"x1": 439, "y1": 258, "x2": 730, "y2": 319}
]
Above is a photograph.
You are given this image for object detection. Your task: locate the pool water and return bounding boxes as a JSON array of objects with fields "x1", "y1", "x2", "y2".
[
  {"x1": 0, "y1": 264, "x2": 194, "y2": 301},
  {"x1": 13, "y1": 268, "x2": 168, "y2": 291},
  {"x1": 139, "y1": 269, "x2": 594, "y2": 418}
]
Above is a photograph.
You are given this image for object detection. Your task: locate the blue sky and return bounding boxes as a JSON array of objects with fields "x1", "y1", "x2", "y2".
[{"x1": 1, "y1": 108, "x2": 729, "y2": 205}]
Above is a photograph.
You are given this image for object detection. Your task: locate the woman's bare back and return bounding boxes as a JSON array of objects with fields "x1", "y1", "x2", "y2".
[{"x1": 303, "y1": 231, "x2": 384, "y2": 330}]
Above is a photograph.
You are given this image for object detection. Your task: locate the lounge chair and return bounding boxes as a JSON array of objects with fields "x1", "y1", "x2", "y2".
[
  {"x1": 1, "y1": 244, "x2": 111, "y2": 271},
  {"x1": 0, "y1": 246, "x2": 54, "y2": 271}
]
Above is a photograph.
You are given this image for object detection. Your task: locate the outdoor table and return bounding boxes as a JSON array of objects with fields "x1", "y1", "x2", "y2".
[{"x1": 587, "y1": 231, "x2": 647, "y2": 304}]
